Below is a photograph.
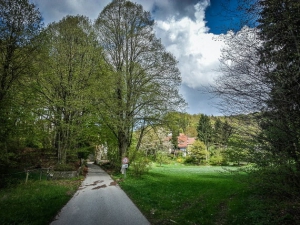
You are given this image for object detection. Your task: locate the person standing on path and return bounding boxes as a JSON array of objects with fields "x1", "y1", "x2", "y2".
[{"x1": 51, "y1": 162, "x2": 150, "y2": 225}]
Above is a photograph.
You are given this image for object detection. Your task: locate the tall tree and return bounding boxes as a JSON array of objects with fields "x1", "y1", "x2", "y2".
[
  {"x1": 258, "y1": 0, "x2": 300, "y2": 170},
  {"x1": 213, "y1": 118, "x2": 223, "y2": 145},
  {"x1": 94, "y1": 0, "x2": 185, "y2": 160},
  {"x1": 212, "y1": 0, "x2": 300, "y2": 170},
  {"x1": 221, "y1": 120, "x2": 233, "y2": 146},
  {"x1": 34, "y1": 15, "x2": 103, "y2": 163},
  {"x1": 0, "y1": 0, "x2": 42, "y2": 164},
  {"x1": 212, "y1": 26, "x2": 269, "y2": 115},
  {"x1": 0, "y1": 0, "x2": 42, "y2": 103},
  {"x1": 197, "y1": 114, "x2": 213, "y2": 161}
]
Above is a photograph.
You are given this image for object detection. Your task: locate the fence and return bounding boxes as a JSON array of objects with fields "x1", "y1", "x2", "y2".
[{"x1": 0, "y1": 166, "x2": 81, "y2": 186}]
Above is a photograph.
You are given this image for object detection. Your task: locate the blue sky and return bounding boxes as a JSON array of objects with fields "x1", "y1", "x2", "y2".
[
  {"x1": 30, "y1": 0, "x2": 244, "y2": 115},
  {"x1": 206, "y1": 0, "x2": 237, "y2": 34}
]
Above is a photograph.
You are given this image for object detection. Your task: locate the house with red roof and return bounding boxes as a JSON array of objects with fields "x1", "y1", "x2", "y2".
[
  {"x1": 163, "y1": 133, "x2": 196, "y2": 156},
  {"x1": 177, "y1": 133, "x2": 196, "y2": 156}
]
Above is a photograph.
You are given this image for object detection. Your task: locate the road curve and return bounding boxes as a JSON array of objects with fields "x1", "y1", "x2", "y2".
[{"x1": 50, "y1": 162, "x2": 150, "y2": 225}]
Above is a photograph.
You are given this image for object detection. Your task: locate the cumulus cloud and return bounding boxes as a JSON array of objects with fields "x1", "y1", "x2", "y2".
[{"x1": 154, "y1": 1, "x2": 225, "y2": 89}]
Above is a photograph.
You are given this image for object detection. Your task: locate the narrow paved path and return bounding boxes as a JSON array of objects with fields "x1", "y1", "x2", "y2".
[{"x1": 51, "y1": 162, "x2": 150, "y2": 225}]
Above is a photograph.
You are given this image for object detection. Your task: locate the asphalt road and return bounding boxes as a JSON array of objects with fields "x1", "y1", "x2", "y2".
[{"x1": 50, "y1": 162, "x2": 150, "y2": 225}]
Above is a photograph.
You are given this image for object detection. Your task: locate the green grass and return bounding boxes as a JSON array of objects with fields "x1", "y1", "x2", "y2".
[
  {"x1": 0, "y1": 178, "x2": 82, "y2": 225},
  {"x1": 118, "y1": 164, "x2": 284, "y2": 225}
]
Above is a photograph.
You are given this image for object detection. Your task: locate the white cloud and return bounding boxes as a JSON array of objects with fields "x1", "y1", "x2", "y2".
[
  {"x1": 29, "y1": 0, "x2": 226, "y2": 115},
  {"x1": 154, "y1": 1, "x2": 225, "y2": 89},
  {"x1": 31, "y1": 0, "x2": 111, "y2": 24}
]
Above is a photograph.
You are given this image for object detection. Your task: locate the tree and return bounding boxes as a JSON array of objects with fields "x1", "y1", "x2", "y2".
[
  {"x1": 224, "y1": 134, "x2": 250, "y2": 166},
  {"x1": 213, "y1": 118, "x2": 223, "y2": 145},
  {"x1": 33, "y1": 15, "x2": 103, "y2": 163},
  {"x1": 212, "y1": 26, "x2": 270, "y2": 115},
  {"x1": 163, "y1": 112, "x2": 189, "y2": 151},
  {"x1": 94, "y1": 0, "x2": 185, "y2": 161},
  {"x1": 257, "y1": 0, "x2": 300, "y2": 171},
  {"x1": 0, "y1": 0, "x2": 42, "y2": 103},
  {"x1": 0, "y1": 0, "x2": 43, "y2": 164},
  {"x1": 197, "y1": 114, "x2": 213, "y2": 161},
  {"x1": 189, "y1": 140, "x2": 208, "y2": 165},
  {"x1": 136, "y1": 126, "x2": 167, "y2": 157},
  {"x1": 208, "y1": 0, "x2": 300, "y2": 213},
  {"x1": 212, "y1": 0, "x2": 300, "y2": 170},
  {"x1": 221, "y1": 120, "x2": 233, "y2": 146}
]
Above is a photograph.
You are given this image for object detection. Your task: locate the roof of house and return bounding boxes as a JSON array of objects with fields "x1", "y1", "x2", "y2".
[{"x1": 177, "y1": 133, "x2": 196, "y2": 148}]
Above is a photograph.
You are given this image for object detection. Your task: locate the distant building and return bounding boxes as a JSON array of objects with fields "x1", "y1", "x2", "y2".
[
  {"x1": 177, "y1": 133, "x2": 196, "y2": 157},
  {"x1": 164, "y1": 133, "x2": 196, "y2": 157}
]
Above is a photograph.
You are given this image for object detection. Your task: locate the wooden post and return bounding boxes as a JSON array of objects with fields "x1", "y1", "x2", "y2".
[
  {"x1": 39, "y1": 169, "x2": 42, "y2": 181},
  {"x1": 25, "y1": 170, "x2": 29, "y2": 184}
]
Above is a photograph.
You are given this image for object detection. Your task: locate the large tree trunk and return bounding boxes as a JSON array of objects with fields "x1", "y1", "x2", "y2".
[{"x1": 118, "y1": 131, "x2": 129, "y2": 160}]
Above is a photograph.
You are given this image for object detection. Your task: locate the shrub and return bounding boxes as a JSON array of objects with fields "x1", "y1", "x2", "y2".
[
  {"x1": 184, "y1": 156, "x2": 198, "y2": 165},
  {"x1": 130, "y1": 154, "x2": 151, "y2": 177},
  {"x1": 176, "y1": 156, "x2": 184, "y2": 163},
  {"x1": 209, "y1": 155, "x2": 224, "y2": 165},
  {"x1": 155, "y1": 151, "x2": 169, "y2": 166}
]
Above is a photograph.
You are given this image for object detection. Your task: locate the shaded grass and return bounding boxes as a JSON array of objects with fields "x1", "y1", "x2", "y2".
[
  {"x1": 0, "y1": 178, "x2": 82, "y2": 225},
  {"x1": 119, "y1": 164, "x2": 291, "y2": 225}
]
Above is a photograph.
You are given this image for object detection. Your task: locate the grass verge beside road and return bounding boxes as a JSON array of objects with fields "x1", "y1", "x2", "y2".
[
  {"x1": 0, "y1": 178, "x2": 82, "y2": 225},
  {"x1": 118, "y1": 164, "x2": 289, "y2": 225}
]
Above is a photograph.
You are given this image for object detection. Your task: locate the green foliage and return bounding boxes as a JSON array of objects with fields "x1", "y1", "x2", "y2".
[
  {"x1": 246, "y1": 165, "x2": 300, "y2": 200},
  {"x1": 189, "y1": 140, "x2": 208, "y2": 164},
  {"x1": 107, "y1": 147, "x2": 121, "y2": 168},
  {"x1": 257, "y1": 0, "x2": 300, "y2": 171},
  {"x1": 129, "y1": 152, "x2": 151, "y2": 177},
  {"x1": 155, "y1": 150, "x2": 169, "y2": 166},
  {"x1": 209, "y1": 148, "x2": 226, "y2": 165},
  {"x1": 224, "y1": 134, "x2": 250, "y2": 165},
  {"x1": 34, "y1": 15, "x2": 103, "y2": 164},
  {"x1": 95, "y1": 0, "x2": 185, "y2": 161},
  {"x1": 0, "y1": 0, "x2": 43, "y2": 167},
  {"x1": 197, "y1": 114, "x2": 213, "y2": 148}
]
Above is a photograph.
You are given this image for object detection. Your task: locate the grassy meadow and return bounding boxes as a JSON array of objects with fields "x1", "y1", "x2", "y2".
[
  {"x1": 0, "y1": 177, "x2": 82, "y2": 225},
  {"x1": 119, "y1": 164, "x2": 289, "y2": 225}
]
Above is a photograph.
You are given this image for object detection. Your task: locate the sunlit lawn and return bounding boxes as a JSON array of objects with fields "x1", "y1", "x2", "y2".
[{"x1": 119, "y1": 164, "x2": 270, "y2": 225}]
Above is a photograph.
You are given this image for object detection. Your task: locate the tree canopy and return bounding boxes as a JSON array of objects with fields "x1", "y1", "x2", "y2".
[
  {"x1": 94, "y1": 0, "x2": 185, "y2": 160},
  {"x1": 0, "y1": 0, "x2": 43, "y2": 165},
  {"x1": 211, "y1": 0, "x2": 300, "y2": 173}
]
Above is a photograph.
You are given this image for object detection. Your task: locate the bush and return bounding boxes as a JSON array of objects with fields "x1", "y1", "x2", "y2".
[
  {"x1": 240, "y1": 165, "x2": 300, "y2": 224},
  {"x1": 209, "y1": 155, "x2": 224, "y2": 165},
  {"x1": 130, "y1": 154, "x2": 151, "y2": 177},
  {"x1": 246, "y1": 165, "x2": 300, "y2": 199},
  {"x1": 176, "y1": 156, "x2": 184, "y2": 163},
  {"x1": 184, "y1": 156, "x2": 198, "y2": 165},
  {"x1": 155, "y1": 151, "x2": 169, "y2": 166}
]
